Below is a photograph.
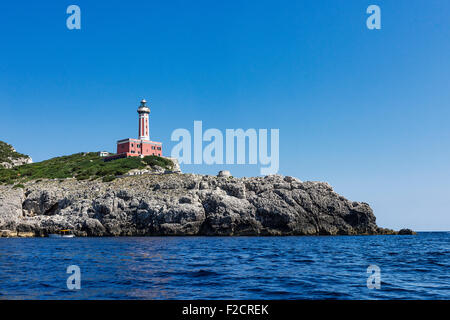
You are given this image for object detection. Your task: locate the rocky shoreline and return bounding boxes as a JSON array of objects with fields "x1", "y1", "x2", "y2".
[{"x1": 0, "y1": 172, "x2": 416, "y2": 237}]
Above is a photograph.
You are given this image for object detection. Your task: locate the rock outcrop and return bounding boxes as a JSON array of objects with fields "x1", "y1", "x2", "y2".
[
  {"x1": 217, "y1": 170, "x2": 231, "y2": 177},
  {"x1": 398, "y1": 228, "x2": 417, "y2": 235},
  {"x1": 0, "y1": 141, "x2": 32, "y2": 169},
  {"x1": 0, "y1": 173, "x2": 405, "y2": 237}
]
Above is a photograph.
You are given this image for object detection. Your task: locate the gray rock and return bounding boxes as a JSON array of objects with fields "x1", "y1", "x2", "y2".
[
  {"x1": 398, "y1": 228, "x2": 416, "y2": 235},
  {"x1": 0, "y1": 142, "x2": 32, "y2": 168},
  {"x1": 0, "y1": 174, "x2": 403, "y2": 237},
  {"x1": 218, "y1": 170, "x2": 231, "y2": 177},
  {"x1": 163, "y1": 157, "x2": 181, "y2": 173},
  {"x1": 0, "y1": 186, "x2": 24, "y2": 230},
  {"x1": 0, "y1": 156, "x2": 32, "y2": 169}
]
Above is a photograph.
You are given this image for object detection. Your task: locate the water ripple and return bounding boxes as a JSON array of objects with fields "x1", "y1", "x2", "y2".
[{"x1": 0, "y1": 232, "x2": 448, "y2": 299}]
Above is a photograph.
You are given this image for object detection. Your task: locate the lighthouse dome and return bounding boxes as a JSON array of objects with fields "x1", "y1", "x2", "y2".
[{"x1": 137, "y1": 98, "x2": 150, "y2": 113}]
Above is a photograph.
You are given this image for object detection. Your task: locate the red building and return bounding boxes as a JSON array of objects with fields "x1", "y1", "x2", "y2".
[{"x1": 105, "y1": 99, "x2": 162, "y2": 161}]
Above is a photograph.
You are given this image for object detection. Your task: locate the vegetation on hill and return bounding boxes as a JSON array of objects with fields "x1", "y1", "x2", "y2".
[
  {"x1": 0, "y1": 141, "x2": 30, "y2": 165},
  {"x1": 0, "y1": 152, "x2": 173, "y2": 185}
]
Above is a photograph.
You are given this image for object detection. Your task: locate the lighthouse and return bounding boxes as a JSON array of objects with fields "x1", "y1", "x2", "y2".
[
  {"x1": 138, "y1": 99, "x2": 150, "y2": 140},
  {"x1": 105, "y1": 98, "x2": 162, "y2": 161}
]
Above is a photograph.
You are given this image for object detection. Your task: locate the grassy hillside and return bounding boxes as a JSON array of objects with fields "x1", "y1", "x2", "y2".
[
  {"x1": 0, "y1": 152, "x2": 173, "y2": 185},
  {"x1": 0, "y1": 141, "x2": 30, "y2": 165}
]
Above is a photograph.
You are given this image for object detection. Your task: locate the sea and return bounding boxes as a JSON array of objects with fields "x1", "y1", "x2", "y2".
[{"x1": 0, "y1": 232, "x2": 448, "y2": 300}]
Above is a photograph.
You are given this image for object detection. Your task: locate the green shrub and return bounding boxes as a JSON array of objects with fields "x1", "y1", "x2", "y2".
[
  {"x1": 13, "y1": 183, "x2": 25, "y2": 189},
  {"x1": 0, "y1": 151, "x2": 167, "y2": 185},
  {"x1": 115, "y1": 169, "x2": 127, "y2": 176},
  {"x1": 143, "y1": 155, "x2": 173, "y2": 170},
  {"x1": 102, "y1": 175, "x2": 116, "y2": 182}
]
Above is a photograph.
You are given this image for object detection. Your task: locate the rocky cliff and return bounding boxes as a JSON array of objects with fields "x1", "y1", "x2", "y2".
[
  {"x1": 0, "y1": 141, "x2": 32, "y2": 169},
  {"x1": 0, "y1": 172, "x2": 405, "y2": 237}
]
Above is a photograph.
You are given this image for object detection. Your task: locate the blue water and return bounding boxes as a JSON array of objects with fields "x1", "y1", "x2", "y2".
[{"x1": 0, "y1": 232, "x2": 448, "y2": 299}]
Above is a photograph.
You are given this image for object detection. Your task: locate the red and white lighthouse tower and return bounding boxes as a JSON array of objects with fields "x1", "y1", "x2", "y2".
[{"x1": 138, "y1": 99, "x2": 150, "y2": 140}]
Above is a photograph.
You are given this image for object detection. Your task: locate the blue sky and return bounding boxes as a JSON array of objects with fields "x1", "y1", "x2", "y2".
[{"x1": 1, "y1": 1, "x2": 449, "y2": 231}]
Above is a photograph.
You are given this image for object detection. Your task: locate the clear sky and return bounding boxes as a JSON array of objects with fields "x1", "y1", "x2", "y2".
[{"x1": 1, "y1": 1, "x2": 449, "y2": 231}]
